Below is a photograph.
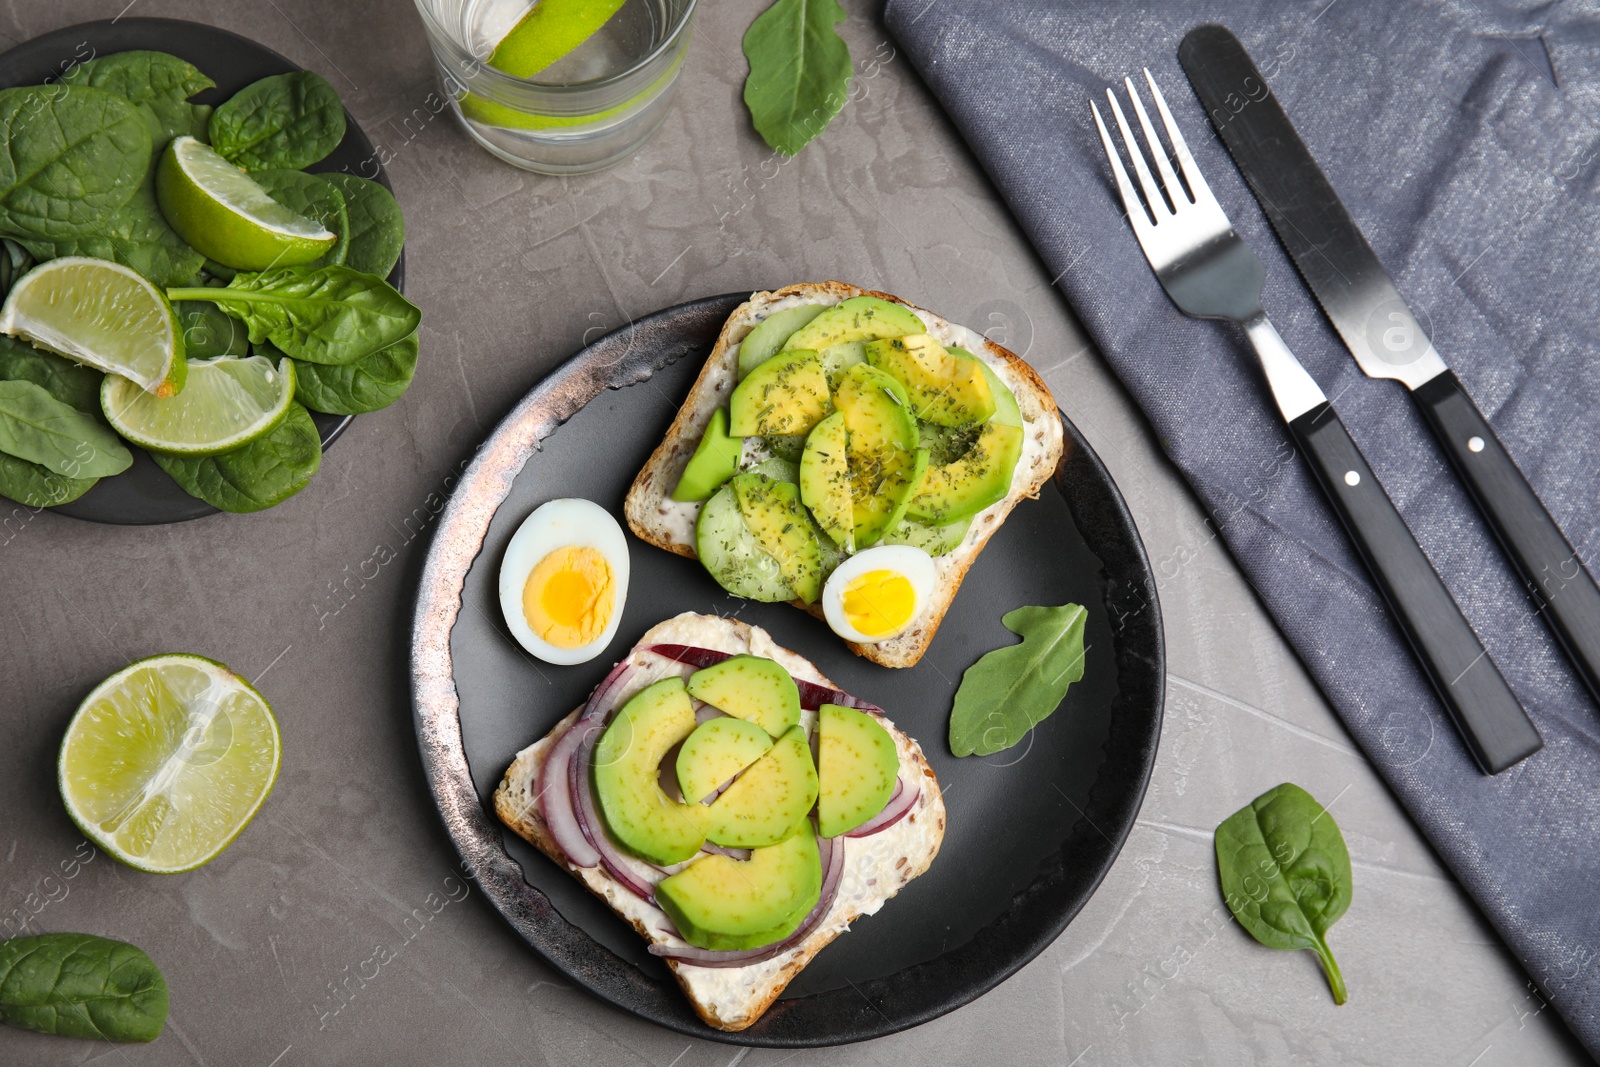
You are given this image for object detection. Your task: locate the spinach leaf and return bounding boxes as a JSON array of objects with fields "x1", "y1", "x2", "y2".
[
  {"x1": 0, "y1": 932, "x2": 168, "y2": 1041},
  {"x1": 742, "y1": 0, "x2": 852, "y2": 155},
  {"x1": 152, "y1": 400, "x2": 320, "y2": 512},
  {"x1": 949, "y1": 603, "x2": 1087, "y2": 756},
  {"x1": 168, "y1": 266, "x2": 422, "y2": 366},
  {"x1": 61, "y1": 50, "x2": 214, "y2": 149},
  {"x1": 0, "y1": 380, "x2": 130, "y2": 478},
  {"x1": 0, "y1": 239, "x2": 33, "y2": 298},
  {"x1": 16, "y1": 181, "x2": 204, "y2": 287},
  {"x1": 0, "y1": 335, "x2": 104, "y2": 414},
  {"x1": 0, "y1": 85, "x2": 152, "y2": 240},
  {"x1": 174, "y1": 301, "x2": 249, "y2": 359},
  {"x1": 209, "y1": 71, "x2": 345, "y2": 171},
  {"x1": 0, "y1": 450, "x2": 96, "y2": 507},
  {"x1": 317, "y1": 173, "x2": 404, "y2": 278},
  {"x1": 1215, "y1": 783, "x2": 1352, "y2": 1004},
  {"x1": 291, "y1": 331, "x2": 418, "y2": 414},
  {"x1": 251, "y1": 169, "x2": 348, "y2": 268}
]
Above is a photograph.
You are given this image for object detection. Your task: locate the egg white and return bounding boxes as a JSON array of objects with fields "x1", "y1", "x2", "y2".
[
  {"x1": 498, "y1": 498, "x2": 630, "y2": 665},
  {"x1": 821, "y1": 544, "x2": 937, "y2": 644}
]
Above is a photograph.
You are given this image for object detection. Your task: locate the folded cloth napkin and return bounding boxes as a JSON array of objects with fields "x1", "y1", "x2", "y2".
[{"x1": 885, "y1": 0, "x2": 1600, "y2": 1051}]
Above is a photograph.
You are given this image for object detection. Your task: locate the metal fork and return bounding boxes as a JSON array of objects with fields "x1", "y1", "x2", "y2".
[{"x1": 1093, "y1": 71, "x2": 1542, "y2": 774}]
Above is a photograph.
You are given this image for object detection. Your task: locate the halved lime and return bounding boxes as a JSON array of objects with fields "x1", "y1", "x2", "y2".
[
  {"x1": 103, "y1": 355, "x2": 295, "y2": 455},
  {"x1": 59, "y1": 654, "x2": 281, "y2": 874},
  {"x1": 156, "y1": 136, "x2": 335, "y2": 271},
  {"x1": 0, "y1": 258, "x2": 186, "y2": 397}
]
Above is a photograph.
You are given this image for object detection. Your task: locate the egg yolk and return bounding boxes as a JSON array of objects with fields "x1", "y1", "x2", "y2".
[
  {"x1": 522, "y1": 546, "x2": 615, "y2": 649},
  {"x1": 841, "y1": 569, "x2": 918, "y2": 637}
]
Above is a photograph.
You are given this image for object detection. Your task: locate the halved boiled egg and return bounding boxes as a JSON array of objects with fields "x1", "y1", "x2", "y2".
[
  {"x1": 821, "y1": 544, "x2": 937, "y2": 644},
  {"x1": 498, "y1": 498, "x2": 630, "y2": 665}
]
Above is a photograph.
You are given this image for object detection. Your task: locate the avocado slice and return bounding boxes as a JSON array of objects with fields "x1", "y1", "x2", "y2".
[
  {"x1": 817, "y1": 704, "x2": 900, "y2": 838},
  {"x1": 695, "y1": 483, "x2": 795, "y2": 602},
  {"x1": 737, "y1": 304, "x2": 827, "y2": 379},
  {"x1": 907, "y1": 420, "x2": 1023, "y2": 525},
  {"x1": 676, "y1": 717, "x2": 773, "y2": 805},
  {"x1": 780, "y1": 295, "x2": 925, "y2": 352},
  {"x1": 731, "y1": 472, "x2": 824, "y2": 603},
  {"x1": 865, "y1": 334, "x2": 997, "y2": 427},
  {"x1": 671, "y1": 406, "x2": 742, "y2": 502},
  {"x1": 728, "y1": 349, "x2": 830, "y2": 438},
  {"x1": 799, "y1": 410, "x2": 852, "y2": 551},
  {"x1": 593, "y1": 677, "x2": 709, "y2": 865},
  {"x1": 953, "y1": 347, "x2": 1022, "y2": 426},
  {"x1": 686, "y1": 654, "x2": 801, "y2": 736},
  {"x1": 833, "y1": 363, "x2": 927, "y2": 548},
  {"x1": 655, "y1": 821, "x2": 822, "y2": 951},
  {"x1": 706, "y1": 725, "x2": 819, "y2": 848}
]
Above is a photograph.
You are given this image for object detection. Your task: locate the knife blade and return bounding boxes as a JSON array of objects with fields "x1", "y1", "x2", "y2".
[{"x1": 1179, "y1": 23, "x2": 1600, "y2": 706}]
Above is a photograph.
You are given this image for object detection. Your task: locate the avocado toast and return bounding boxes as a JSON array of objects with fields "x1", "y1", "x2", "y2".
[
  {"x1": 624, "y1": 282, "x2": 1065, "y2": 668},
  {"x1": 494, "y1": 612, "x2": 946, "y2": 1031}
]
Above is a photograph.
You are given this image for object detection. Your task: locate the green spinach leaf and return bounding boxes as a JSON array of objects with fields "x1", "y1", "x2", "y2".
[
  {"x1": 209, "y1": 71, "x2": 345, "y2": 171},
  {"x1": 152, "y1": 400, "x2": 320, "y2": 512},
  {"x1": 291, "y1": 331, "x2": 418, "y2": 414},
  {"x1": 0, "y1": 85, "x2": 153, "y2": 240},
  {"x1": 174, "y1": 300, "x2": 249, "y2": 359},
  {"x1": 168, "y1": 265, "x2": 422, "y2": 366},
  {"x1": 949, "y1": 603, "x2": 1087, "y2": 756},
  {"x1": 1215, "y1": 783, "x2": 1352, "y2": 1004},
  {"x1": 0, "y1": 450, "x2": 96, "y2": 507},
  {"x1": 0, "y1": 932, "x2": 168, "y2": 1042},
  {"x1": 16, "y1": 181, "x2": 204, "y2": 287},
  {"x1": 742, "y1": 0, "x2": 852, "y2": 156},
  {"x1": 250, "y1": 169, "x2": 348, "y2": 268},
  {"x1": 61, "y1": 50, "x2": 214, "y2": 149},
  {"x1": 0, "y1": 380, "x2": 129, "y2": 477},
  {"x1": 317, "y1": 173, "x2": 404, "y2": 278},
  {"x1": 0, "y1": 335, "x2": 103, "y2": 414}
]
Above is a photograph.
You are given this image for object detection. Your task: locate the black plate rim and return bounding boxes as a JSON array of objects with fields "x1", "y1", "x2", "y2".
[{"x1": 409, "y1": 293, "x2": 1165, "y2": 1046}]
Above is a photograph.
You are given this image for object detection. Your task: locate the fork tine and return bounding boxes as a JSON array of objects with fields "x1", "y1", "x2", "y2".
[
  {"x1": 1124, "y1": 75, "x2": 1186, "y2": 208},
  {"x1": 1143, "y1": 68, "x2": 1217, "y2": 207},
  {"x1": 1091, "y1": 100, "x2": 1155, "y2": 234},
  {"x1": 1105, "y1": 88, "x2": 1170, "y2": 223}
]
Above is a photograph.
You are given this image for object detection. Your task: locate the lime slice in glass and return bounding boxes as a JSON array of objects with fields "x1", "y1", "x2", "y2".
[
  {"x1": 0, "y1": 257, "x2": 186, "y2": 397},
  {"x1": 103, "y1": 355, "x2": 295, "y2": 455},
  {"x1": 59, "y1": 654, "x2": 282, "y2": 874},
  {"x1": 488, "y1": 0, "x2": 627, "y2": 77},
  {"x1": 156, "y1": 136, "x2": 335, "y2": 271}
]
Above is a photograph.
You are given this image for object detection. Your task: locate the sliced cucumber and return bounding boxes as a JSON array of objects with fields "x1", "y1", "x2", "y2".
[
  {"x1": 748, "y1": 456, "x2": 798, "y2": 484},
  {"x1": 737, "y1": 304, "x2": 827, "y2": 379},
  {"x1": 885, "y1": 516, "x2": 972, "y2": 556},
  {"x1": 696, "y1": 483, "x2": 795, "y2": 601}
]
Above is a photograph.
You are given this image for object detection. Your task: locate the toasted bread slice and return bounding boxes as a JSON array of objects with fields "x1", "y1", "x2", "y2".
[
  {"x1": 494, "y1": 612, "x2": 946, "y2": 1032},
  {"x1": 624, "y1": 281, "x2": 1064, "y2": 668}
]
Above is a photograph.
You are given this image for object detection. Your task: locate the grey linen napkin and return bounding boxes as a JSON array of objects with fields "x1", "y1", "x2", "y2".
[{"x1": 884, "y1": 0, "x2": 1600, "y2": 1051}]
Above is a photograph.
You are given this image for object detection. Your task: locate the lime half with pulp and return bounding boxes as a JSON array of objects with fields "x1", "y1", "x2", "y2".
[
  {"x1": 157, "y1": 136, "x2": 335, "y2": 271},
  {"x1": 103, "y1": 355, "x2": 295, "y2": 455},
  {"x1": 59, "y1": 654, "x2": 282, "y2": 874},
  {"x1": 0, "y1": 257, "x2": 186, "y2": 397}
]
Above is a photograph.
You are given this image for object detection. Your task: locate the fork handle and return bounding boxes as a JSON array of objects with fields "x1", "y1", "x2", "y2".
[
  {"x1": 1413, "y1": 370, "x2": 1600, "y2": 704},
  {"x1": 1288, "y1": 401, "x2": 1543, "y2": 773}
]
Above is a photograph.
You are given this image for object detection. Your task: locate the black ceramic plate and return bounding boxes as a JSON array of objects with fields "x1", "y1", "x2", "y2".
[
  {"x1": 0, "y1": 18, "x2": 406, "y2": 525},
  {"x1": 411, "y1": 295, "x2": 1164, "y2": 1046}
]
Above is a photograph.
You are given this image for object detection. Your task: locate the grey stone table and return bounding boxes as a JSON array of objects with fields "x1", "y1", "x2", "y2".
[{"x1": 0, "y1": 1, "x2": 1589, "y2": 1064}]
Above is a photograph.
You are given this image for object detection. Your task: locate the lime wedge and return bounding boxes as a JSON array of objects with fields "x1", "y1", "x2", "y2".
[
  {"x1": 59, "y1": 654, "x2": 281, "y2": 874},
  {"x1": 488, "y1": 0, "x2": 627, "y2": 77},
  {"x1": 0, "y1": 257, "x2": 186, "y2": 397},
  {"x1": 156, "y1": 136, "x2": 335, "y2": 271},
  {"x1": 103, "y1": 355, "x2": 295, "y2": 455}
]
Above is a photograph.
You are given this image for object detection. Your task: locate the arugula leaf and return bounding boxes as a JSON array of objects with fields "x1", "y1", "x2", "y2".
[
  {"x1": 61, "y1": 50, "x2": 214, "y2": 150},
  {"x1": 0, "y1": 335, "x2": 104, "y2": 414},
  {"x1": 0, "y1": 380, "x2": 130, "y2": 478},
  {"x1": 251, "y1": 169, "x2": 349, "y2": 269},
  {"x1": 209, "y1": 71, "x2": 346, "y2": 171},
  {"x1": 152, "y1": 401, "x2": 321, "y2": 512},
  {"x1": 317, "y1": 173, "x2": 405, "y2": 279},
  {"x1": 167, "y1": 266, "x2": 421, "y2": 366},
  {"x1": 1215, "y1": 783, "x2": 1352, "y2": 1004},
  {"x1": 174, "y1": 300, "x2": 250, "y2": 359},
  {"x1": 0, "y1": 85, "x2": 153, "y2": 240},
  {"x1": 291, "y1": 331, "x2": 418, "y2": 414},
  {"x1": 15, "y1": 181, "x2": 204, "y2": 287},
  {"x1": 0, "y1": 450, "x2": 96, "y2": 507},
  {"x1": 949, "y1": 603, "x2": 1087, "y2": 756},
  {"x1": 742, "y1": 0, "x2": 852, "y2": 156},
  {"x1": 0, "y1": 932, "x2": 168, "y2": 1041}
]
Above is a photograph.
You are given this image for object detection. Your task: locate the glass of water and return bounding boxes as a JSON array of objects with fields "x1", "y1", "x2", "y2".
[{"x1": 412, "y1": 0, "x2": 696, "y2": 175}]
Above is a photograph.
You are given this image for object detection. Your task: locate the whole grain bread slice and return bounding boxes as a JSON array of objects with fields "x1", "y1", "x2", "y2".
[
  {"x1": 623, "y1": 282, "x2": 1064, "y2": 668},
  {"x1": 493, "y1": 612, "x2": 945, "y2": 1031}
]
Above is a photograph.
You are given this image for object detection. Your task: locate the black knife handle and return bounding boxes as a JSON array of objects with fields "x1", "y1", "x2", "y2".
[
  {"x1": 1413, "y1": 371, "x2": 1600, "y2": 703},
  {"x1": 1288, "y1": 401, "x2": 1543, "y2": 772}
]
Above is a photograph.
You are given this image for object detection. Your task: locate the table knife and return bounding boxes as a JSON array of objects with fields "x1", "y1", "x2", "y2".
[{"x1": 1179, "y1": 23, "x2": 1600, "y2": 707}]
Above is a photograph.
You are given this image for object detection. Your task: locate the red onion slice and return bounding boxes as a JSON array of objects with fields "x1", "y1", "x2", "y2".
[
  {"x1": 564, "y1": 666, "x2": 660, "y2": 901},
  {"x1": 844, "y1": 777, "x2": 920, "y2": 838},
  {"x1": 538, "y1": 720, "x2": 601, "y2": 869},
  {"x1": 644, "y1": 644, "x2": 888, "y2": 716},
  {"x1": 580, "y1": 658, "x2": 637, "y2": 721}
]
